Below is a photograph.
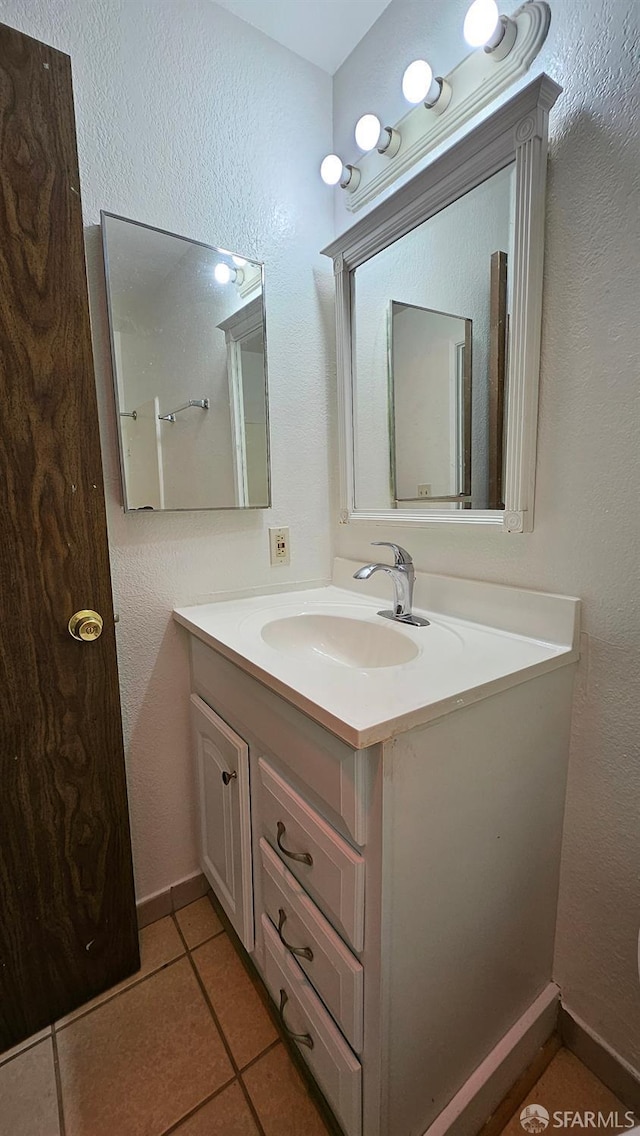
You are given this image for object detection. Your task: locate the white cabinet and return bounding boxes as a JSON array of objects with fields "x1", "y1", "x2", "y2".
[
  {"x1": 187, "y1": 638, "x2": 574, "y2": 1136},
  {"x1": 190, "y1": 694, "x2": 254, "y2": 950}
]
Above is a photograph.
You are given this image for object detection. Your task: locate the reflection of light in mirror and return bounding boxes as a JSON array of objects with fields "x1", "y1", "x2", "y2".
[
  {"x1": 214, "y1": 262, "x2": 245, "y2": 285},
  {"x1": 463, "y1": 0, "x2": 501, "y2": 47},
  {"x1": 320, "y1": 154, "x2": 344, "y2": 185},
  {"x1": 214, "y1": 262, "x2": 233, "y2": 284},
  {"x1": 232, "y1": 256, "x2": 247, "y2": 267},
  {"x1": 355, "y1": 114, "x2": 382, "y2": 152}
]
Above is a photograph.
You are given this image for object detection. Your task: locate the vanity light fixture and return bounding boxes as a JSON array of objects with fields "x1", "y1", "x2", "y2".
[
  {"x1": 320, "y1": 153, "x2": 345, "y2": 185},
  {"x1": 214, "y1": 262, "x2": 244, "y2": 285},
  {"x1": 355, "y1": 114, "x2": 402, "y2": 159},
  {"x1": 319, "y1": 0, "x2": 549, "y2": 210},
  {"x1": 401, "y1": 59, "x2": 451, "y2": 113},
  {"x1": 320, "y1": 153, "x2": 361, "y2": 191},
  {"x1": 463, "y1": 0, "x2": 518, "y2": 58},
  {"x1": 355, "y1": 113, "x2": 382, "y2": 152}
]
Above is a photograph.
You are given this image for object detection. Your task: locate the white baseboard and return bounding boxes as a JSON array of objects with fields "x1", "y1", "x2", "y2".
[
  {"x1": 136, "y1": 870, "x2": 209, "y2": 929},
  {"x1": 560, "y1": 1007, "x2": 640, "y2": 1115},
  {"x1": 422, "y1": 984, "x2": 560, "y2": 1136}
]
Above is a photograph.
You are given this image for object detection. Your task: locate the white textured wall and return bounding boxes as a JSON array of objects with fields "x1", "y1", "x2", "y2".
[
  {"x1": 333, "y1": 0, "x2": 640, "y2": 1072},
  {"x1": 0, "y1": 0, "x2": 335, "y2": 900}
]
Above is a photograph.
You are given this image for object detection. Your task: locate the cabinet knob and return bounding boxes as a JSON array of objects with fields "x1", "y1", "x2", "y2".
[
  {"x1": 221, "y1": 770, "x2": 237, "y2": 785},
  {"x1": 68, "y1": 610, "x2": 104, "y2": 642}
]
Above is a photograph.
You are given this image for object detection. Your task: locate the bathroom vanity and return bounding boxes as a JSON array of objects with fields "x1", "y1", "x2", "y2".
[{"x1": 174, "y1": 560, "x2": 579, "y2": 1136}]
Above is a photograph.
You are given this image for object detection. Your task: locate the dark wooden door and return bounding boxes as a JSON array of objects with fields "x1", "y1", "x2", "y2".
[{"x1": 0, "y1": 23, "x2": 139, "y2": 1050}]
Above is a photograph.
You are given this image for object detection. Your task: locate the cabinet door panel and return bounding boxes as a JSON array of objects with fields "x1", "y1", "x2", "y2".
[{"x1": 191, "y1": 694, "x2": 253, "y2": 949}]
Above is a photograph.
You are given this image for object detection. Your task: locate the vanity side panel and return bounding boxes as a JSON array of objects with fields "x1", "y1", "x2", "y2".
[{"x1": 383, "y1": 667, "x2": 574, "y2": 1136}]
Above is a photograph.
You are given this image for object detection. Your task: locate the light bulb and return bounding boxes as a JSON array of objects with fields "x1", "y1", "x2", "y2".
[
  {"x1": 402, "y1": 60, "x2": 434, "y2": 104},
  {"x1": 232, "y1": 256, "x2": 247, "y2": 267},
  {"x1": 320, "y1": 154, "x2": 344, "y2": 185},
  {"x1": 463, "y1": 0, "x2": 501, "y2": 47},
  {"x1": 355, "y1": 113, "x2": 382, "y2": 152},
  {"x1": 214, "y1": 263, "x2": 233, "y2": 285}
]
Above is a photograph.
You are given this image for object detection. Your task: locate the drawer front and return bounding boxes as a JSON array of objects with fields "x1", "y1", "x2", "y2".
[
  {"x1": 260, "y1": 838, "x2": 364, "y2": 1053},
  {"x1": 190, "y1": 637, "x2": 370, "y2": 846},
  {"x1": 262, "y1": 915, "x2": 362, "y2": 1136},
  {"x1": 258, "y1": 757, "x2": 365, "y2": 952},
  {"x1": 190, "y1": 695, "x2": 254, "y2": 950}
]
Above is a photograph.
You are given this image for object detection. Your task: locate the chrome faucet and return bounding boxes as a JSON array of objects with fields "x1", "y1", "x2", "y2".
[{"x1": 353, "y1": 543, "x2": 429, "y2": 627}]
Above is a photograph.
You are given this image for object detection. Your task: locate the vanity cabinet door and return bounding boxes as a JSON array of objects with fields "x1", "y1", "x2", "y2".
[{"x1": 190, "y1": 695, "x2": 254, "y2": 950}]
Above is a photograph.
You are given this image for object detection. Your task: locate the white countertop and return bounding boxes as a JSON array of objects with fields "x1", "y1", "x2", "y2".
[{"x1": 173, "y1": 563, "x2": 580, "y2": 748}]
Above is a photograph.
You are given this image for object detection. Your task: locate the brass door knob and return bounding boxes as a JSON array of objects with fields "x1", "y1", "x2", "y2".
[{"x1": 68, "y1": 610, "x2": 104, "y2": 642}]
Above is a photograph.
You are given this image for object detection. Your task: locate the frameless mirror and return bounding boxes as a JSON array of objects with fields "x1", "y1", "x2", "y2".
[
  {"x1": 102, "y1": 213, "x2": 270, "y2": 511},
  {"x1": 352, "y1": 163, "x2": 514, "y2": 512}
]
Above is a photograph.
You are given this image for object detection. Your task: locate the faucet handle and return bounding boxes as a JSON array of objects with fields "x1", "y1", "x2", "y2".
[{"x1": 371, "y1": 541, "x2": 413, "y2": 566}]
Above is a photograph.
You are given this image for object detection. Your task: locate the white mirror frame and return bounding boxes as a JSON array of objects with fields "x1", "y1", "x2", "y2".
[{"x1": 322, "y1": 74, "x2": 562, "y2": 533}]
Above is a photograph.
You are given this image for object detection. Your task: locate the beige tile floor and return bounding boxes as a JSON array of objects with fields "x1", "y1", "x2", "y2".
[
  {"x1": 499, "y1": 1048, "x2": 634, "y2": 1136},
  {"x1": 0, "y1": 899, "x2": 633, "y2": 1136},
  {"x1": 0, "y1": 896, "x2": 331, "y2": 1136}
]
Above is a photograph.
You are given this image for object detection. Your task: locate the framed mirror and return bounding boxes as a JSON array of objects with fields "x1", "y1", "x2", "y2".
[
  {"x1": 322, "y1": 74, "x2": 561, "y2": 532},
  {"x1": 102, "y1": 213, "x2": 270, "y2": 512}
]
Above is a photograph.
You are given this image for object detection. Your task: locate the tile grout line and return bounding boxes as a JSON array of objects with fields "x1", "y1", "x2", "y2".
[
  {"x1": 50, "y1": 1024, "x2": 67, "y2": 1136},
  {"x1": 171, "y1": 914, "x2": 270, "y2": 1136},
  {"x1": 53, "y1": 924, "x2": 225, "y2": 1036},
  {"x1": 239, "y1": 1036, "x2": 281, "y2": 1074},
  {"x1": 53, "y1": 957, "x2": 185, "y2": 1034},
  {"x1": 158, "y1": 1074, "x2": 237, "y2": 1136},
  {"x1": 0, "y1": 1032, "x2": 52, "y2": 1070}
]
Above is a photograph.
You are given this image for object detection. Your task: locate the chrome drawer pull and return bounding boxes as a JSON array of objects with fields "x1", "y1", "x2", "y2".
[
  {"x1": 278, "y1": 989, "x2": 314, "y2": 1049},
  {"x1": 276, "y1": 821, "x2": 313, "y2": 866},
  {"x1": 277, "y1": 909, "x2": 314, "y2": 962}
]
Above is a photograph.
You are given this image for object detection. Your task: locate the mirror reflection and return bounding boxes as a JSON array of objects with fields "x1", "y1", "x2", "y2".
[
  {"x1": 102, "y1": 213, "x2": 270, "y2": 511},
  {"x1": 390, "y1": 302, "x2": 471, "y2": 502},
  {"x1": 352, "y1": 163, "x2": 515, "y2": 511}
]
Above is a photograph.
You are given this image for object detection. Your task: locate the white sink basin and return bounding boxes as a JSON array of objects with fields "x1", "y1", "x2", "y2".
[
  {"x1": 174, "y1": 567, "x2": 579, "y2": 747},
  {"x1": 261, "y1": 613, "x2": 420, "y2": 669}
]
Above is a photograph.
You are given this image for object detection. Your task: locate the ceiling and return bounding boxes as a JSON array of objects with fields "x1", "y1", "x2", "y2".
[{"x1": 213, "y1": 0, "x2": 393, "y2": 75}]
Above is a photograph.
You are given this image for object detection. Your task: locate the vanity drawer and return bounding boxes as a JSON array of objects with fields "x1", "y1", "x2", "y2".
[
  {"x1": 260, "y1": 838, "x2": 364, "y2": 1053},
  {"x1": 262, "y1": 914, "x2": 362, "y2": 1136},
  {"x1": 258, "y1": 757, "x2": 365, "y2": 952}
]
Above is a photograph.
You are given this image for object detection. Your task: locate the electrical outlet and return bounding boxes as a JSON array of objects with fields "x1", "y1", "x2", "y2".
[
  {"x1": 269, "y1": 527, "x2": 290, "y2": 566},
  {"x1": 418, "y1": 484, "x2": 432, "y2": 498}
]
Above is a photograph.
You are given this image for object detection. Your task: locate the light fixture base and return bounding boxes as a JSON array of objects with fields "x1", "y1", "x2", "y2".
[
  {"x1": 425, "y1": 77, "x2": 452, "y2": 114},
  {"x1": 378, "y1": 127, "x2": 402, "y2": 158},
  {"x1": 340, "y1": 164, "x2": 361, "y2": 191},
  {"x1": 485, "y1": 15, "x2": 518, "y2": 60}
]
